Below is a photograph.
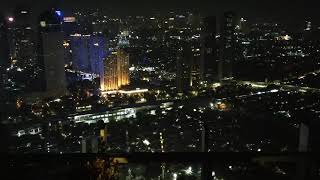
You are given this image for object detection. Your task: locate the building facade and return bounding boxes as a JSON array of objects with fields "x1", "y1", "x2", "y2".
[
  {"x1": 70, "y1": 34, "x2": 106, "y2": 75},
  {"x1": 201, "y1": 16, "x2": 217, "y2": 83},
  {"x1": 38, "y1": 9, "x2": 67, "y2": 96},
  {"x1": 102, "y1": 49, "x2": 129, "y2": 91},
  {"x1": 219, "y1": 12, "x2": 237, "y2": 80}
]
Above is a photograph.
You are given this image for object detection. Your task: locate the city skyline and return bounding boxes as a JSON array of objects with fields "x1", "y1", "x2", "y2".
[
  {"x1": 1, "y1": 1, "x2": 319, "y2": 25},
  {"x1": 2, "y1": 2, "x2": 320, "y2": 179}
]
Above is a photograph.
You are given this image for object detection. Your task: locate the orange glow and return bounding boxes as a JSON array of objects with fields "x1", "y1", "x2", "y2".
[
  {"x1": 215, "y1": 102, "x2": 229, "y2": 111},
  {"x1": 102, "y1": 49, "x2": 130, "y2": 91},
  {"x1": 16, "y1": 99, "x2": 23, "y2": 109}
]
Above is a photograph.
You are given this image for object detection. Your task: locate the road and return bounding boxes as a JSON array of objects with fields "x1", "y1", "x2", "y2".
[{"x1": 238, "y1": 80, "x2": 320, "y2": 93}]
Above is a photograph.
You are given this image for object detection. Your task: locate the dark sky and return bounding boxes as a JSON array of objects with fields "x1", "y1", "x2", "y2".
[{"x1": 1, "y1": 0, "x2": 319, "y2": 27}]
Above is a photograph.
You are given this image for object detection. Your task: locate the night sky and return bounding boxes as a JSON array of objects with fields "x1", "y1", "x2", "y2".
[{"x1": 1, "y1": 0, "x2": 319, "y2": 28}]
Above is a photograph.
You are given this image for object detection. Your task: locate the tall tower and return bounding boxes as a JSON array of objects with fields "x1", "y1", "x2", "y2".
[
  {"x1": 102, "y1": 49, "x2": 129, "y2": 91},
  {"x1": 88, "y1": 36, "x2": 107, "y2": 77},
  {"x1": 70, "y1": 34, "x2": 107, "y2": 75},
  {"x1": 70, "y1": 34, "x2": 91, "y2": 72},
  {"x1": 117, "y1": 49, "x2": 130, "y2": 87},
  {"x1": 38, "y1": 9, "x2": 67, "y2": 96},
  {"x1": 200, "y1": 16, "x2": 217, "y2": 83},
  {"x1": 0, "y1": 14, "x2": 9, "y2": 69},
  {"x1": 219, "y1": 12, "x2": 237, "y2": 80},
  {"x1": 103, "y1": 52, "x2": 118, "y2": 91},
  {"x1": 0, "y1": 14, "x2": 10, "y2": 90},
  {"x1": 13, "y1": 7, "x2": 36, "y2": 69},
  {"x1": 176, "y1": 43, "x2": 192, "y2": 93}
]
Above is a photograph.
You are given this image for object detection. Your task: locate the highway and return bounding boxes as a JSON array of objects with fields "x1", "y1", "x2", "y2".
[{"x1": 238, "y1": 80, "x2": 320, "y2": 93}]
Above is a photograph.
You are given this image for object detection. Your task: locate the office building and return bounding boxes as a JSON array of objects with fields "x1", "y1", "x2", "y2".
[
  {"x1": 12, "y1": 7, "x2": 36, "y2": 68},
  {"x1": 219, "y1": 12, "x2": 237, "y2": 80},
  {"x1": 0, "y1": 15, "x2": 9, "y2": 90},
  {"x1": 200, "y1": 16, "x2": 217, "y2": 83},
  {"x1": 117, "y1": 49, "x2": 130, "y2": 87},
  {"x1": 62, "y1": 16, "x2": 77, "y2": 36},
  {"x1": 0, "y1": 14, "x2": 9, "y2": 68},
  {"x1": 70, "y1": 34, "x2": 106, "y2": 76},
  {"x1": 176, "y1": 43, "x2": 192, "y2": 93},
  {"x1": 88, "y1": 36, "x2": 107, "y2": 76},
  {"x1": 38, "y1": 9, "x2": 67, "y2": 96},
  {"x1": 102, "y1": 49, "x2": 130, "y2": 91},
  {"x1": 70, "y1": 34, "x2": 91, "y2": 72}
]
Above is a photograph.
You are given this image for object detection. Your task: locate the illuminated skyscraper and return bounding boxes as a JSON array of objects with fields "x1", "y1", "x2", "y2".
[
  {"x1": 38, "y1": 9, "x2": 67, "y2": 96},
  {"x1": 102, "y1": 49, "x2": 130, "y2": 91},
  {"x1": 103, "y1": 52, "x2": 117, "y2": 91},
  {"x1": 117, "y1": 49, "x2": 130, "y2": 87}
]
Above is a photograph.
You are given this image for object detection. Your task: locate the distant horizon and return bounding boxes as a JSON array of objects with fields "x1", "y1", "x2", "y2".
[
  {"x1": 0, "y1": 0, "x2": 319, "y2": 24},
  {"x1": 0, "y1": 8, "x2": 318, "y2": 33}
]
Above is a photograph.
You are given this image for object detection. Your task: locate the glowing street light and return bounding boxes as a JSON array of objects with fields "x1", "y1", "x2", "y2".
[
  {"x1": 173, "y1": 173, "x2": 178, "y2": 180},
  {"x1": 8, "y1": 17, "x2": 14, "y2": 22}
]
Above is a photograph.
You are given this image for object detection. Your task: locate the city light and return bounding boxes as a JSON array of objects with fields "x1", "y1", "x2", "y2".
[
  {"x1": 185, "y1": 166, "x2": 193, "y2": 175},
  {"x1": 8, "y1": 17, "x2": 14, "y2": 22},
  {"x1": 173, "y1": 173, "x2": 178, "y2": 180},
  {"x1": 63, "y1": 17, "x2": 76, "y2": 22},
  {"x1": 101, "y1": 89, "x2": 148, "y2": 95},
  {"x1": 55, "y1": 10, "x2": 62, "y2": 16},
  {"x1": 3, "y1": 6, "x2": 320, "y2": 180},
  {"x1": 143, "y1": 139, "x2": 150, "y2": 146}
]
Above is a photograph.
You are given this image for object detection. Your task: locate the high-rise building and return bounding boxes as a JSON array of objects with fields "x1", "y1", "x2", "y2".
[
  {"x1": 62, "y1": 16, "x2": 77, "y2": 36},
  {"x1": 38, "y1": 9, "x2": 67, "y2": 96},
  {"x1": 102, "y1": 49, "x2": 130, "y2": 91},
  {"x1": 103, "y1": 52, "x2": 117, "y2": 91},
  {"x1": 88, "y1": 36, "x2": 107, "y2": 76},
  {"x1": 200, "y1": 16, "x2": 217, "y2": 83},
  {"x1": 70, "y1": 34, "x2": 107, "y2": 76},
  {"x1": 219, "y1": 12, "x2": 237, "y2": 80},
  {"x1": 190, "y1": 42, "x2": 202, "y2": 87},
  {"x1": 12, "y1": 7, "x2": 36, "y2": 69},
  {"x1": 187, "y1": 13, "x2": 201, "y2": 30},
  {"x1": 116, "y1": 49, "x2": 130, "y2": 87},
  {"x1": 176, "y1": 43, "x2": 192, "y2": 93},
  {"x1": 70, "y1": 34, "x2": 91, "y2": 72},
  {"x1": 0, "y1": 14, "x2": 9, "y2": 68},
  {"x1": 4, "y1": 6, "x2": 36, "y2": 69},
  {"x1": 0, "y1": 14, "x2": 10, "y2": 89}
]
